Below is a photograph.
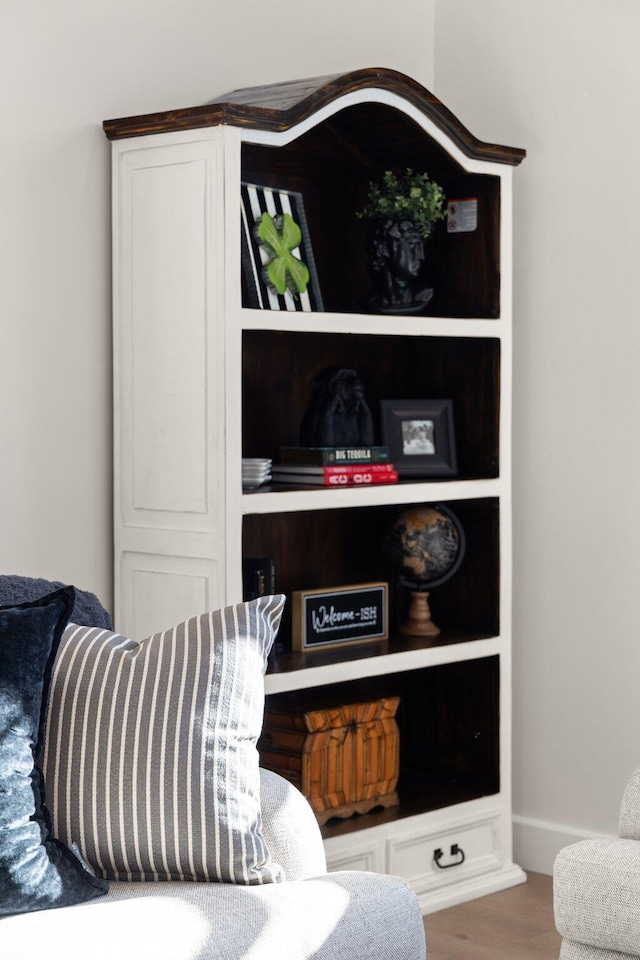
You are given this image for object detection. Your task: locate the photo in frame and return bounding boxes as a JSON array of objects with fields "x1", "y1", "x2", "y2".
[
  {"x1": 380, "y1": 399, "x2": 457, "y2": 478},
  {"x1": 241, "y1": 182, "x2": 323, "y2": 312}
]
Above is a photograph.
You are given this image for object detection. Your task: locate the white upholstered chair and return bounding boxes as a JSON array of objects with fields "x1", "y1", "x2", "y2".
[{"x1": 554, "y1": 768, "x2": 640, "y2": 960}]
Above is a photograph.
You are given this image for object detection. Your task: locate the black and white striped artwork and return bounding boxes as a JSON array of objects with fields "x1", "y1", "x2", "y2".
[{"x1": 241, "y1": 182, "x2": 323, "y2": 312}]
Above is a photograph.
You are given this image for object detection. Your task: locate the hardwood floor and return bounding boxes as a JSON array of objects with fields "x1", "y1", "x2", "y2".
[{"x1": 424, "y1": 872, "x2": 562, "y2": 960}]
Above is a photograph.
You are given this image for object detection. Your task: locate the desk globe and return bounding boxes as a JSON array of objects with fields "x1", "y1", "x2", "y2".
[{"x1": 386, "y1": 505, "x2": 465, "y2": 637}]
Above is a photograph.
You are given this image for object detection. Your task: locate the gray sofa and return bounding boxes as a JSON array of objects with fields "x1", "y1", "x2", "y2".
[
  {"x1": 554, "y1": 767, "x2": 640, "y2": 960},
  {"x1": 1, "y1": 767, "x2": 425, "y2": 960},
  {"x1": 0, "y1": 577, "x2": 426, "y2": 959}
]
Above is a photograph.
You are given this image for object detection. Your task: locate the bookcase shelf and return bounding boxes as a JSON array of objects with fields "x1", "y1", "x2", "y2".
[
  {"x1": 241, "y1": 102, "x2": 503, "y2": 319},
  {"x1": 242, "y1": 476, "x2": 504, "y2": 512},
  {"x1": 266, "y1": 657, "x2": 501, "y2": 835},
  {"x1": 107, "y1": 67, "x2": 525, "y2": 912},
  {"x1": 242, "y1": 330, "x2": 501, "y2": 479},
  {"x1": 240, "y1": 308, "x2": 504, "y2": 336},
  {"x1": 264, "y1": 632, "x2": 502, "y2": 693},
  {"x1": 243, "y1": 497, "x2": 500, "y2": 647}
]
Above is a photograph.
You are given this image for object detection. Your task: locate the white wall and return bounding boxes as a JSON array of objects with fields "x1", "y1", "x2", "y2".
[
  {"x1": 0, "y1": 0, "x2": 435, "y2": 611},
  {"x1": 435, "y1": 0, "x2": 640, "y2": 871},
  {"x1": 6, "y1": 0, "x2": 635, "y2": 878}
]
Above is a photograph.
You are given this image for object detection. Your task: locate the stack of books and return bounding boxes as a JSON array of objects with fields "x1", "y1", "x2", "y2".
[{"x1": 273, "y1": 446, "x2": 398, "y2": 487}]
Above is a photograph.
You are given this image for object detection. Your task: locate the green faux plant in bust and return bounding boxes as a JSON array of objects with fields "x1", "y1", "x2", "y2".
[{"x1": 357, "y1": 168, "x2": 446, "y2": 239}]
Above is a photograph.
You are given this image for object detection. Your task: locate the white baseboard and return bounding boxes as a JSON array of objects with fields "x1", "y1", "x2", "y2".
[{"x1": 513, "y1": 815, "x2": 609, "y2": 875}]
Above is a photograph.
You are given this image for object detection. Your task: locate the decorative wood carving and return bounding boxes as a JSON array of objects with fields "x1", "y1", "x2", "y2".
[{"x1": 260, "y1": 695, "x2": 400, "y2": 825}]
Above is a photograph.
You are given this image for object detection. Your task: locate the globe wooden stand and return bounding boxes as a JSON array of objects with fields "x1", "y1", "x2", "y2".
[{"x1": 399, "y1": 590, "x2": 441, "y2": 637}]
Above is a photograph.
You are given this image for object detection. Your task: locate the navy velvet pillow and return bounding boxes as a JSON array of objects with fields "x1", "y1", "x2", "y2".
[{"x1": 0, "y1": 586, "x2": 109, "y2": 916}]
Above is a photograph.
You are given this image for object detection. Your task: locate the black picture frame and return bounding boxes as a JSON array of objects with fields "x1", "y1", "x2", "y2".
[
  {"x1": 240, "y1": 182, "x2": 323, "y2": 312},
  {"x1": 380, "y1": 399, "x2": 457, "y2": 478}
]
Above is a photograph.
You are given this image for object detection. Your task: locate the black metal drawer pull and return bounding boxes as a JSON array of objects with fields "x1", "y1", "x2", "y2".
[{"x1": 433, "y1": 844, "x2": 466, "y2": 869}]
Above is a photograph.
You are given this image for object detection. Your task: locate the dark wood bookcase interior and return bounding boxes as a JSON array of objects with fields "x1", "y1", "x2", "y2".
[
  {"x1": 242, "y1": 102, "x2": 501, "y2": 318},
  {"x1": 235, "y1": 79, "x2": 512, "y2": 842},
  {"x1": 244, "y1": 497, "x2": 499, "y2": 657},
  {"x1": 243, "y1": 331, "x2": 500, "y2": 480},
  {"x1": 261, "y1": 656, "x2": 501, "y2": 839}
]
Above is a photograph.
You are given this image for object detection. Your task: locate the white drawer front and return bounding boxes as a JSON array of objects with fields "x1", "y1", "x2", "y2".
[
  {"x1": 325, "y1": 837, "x2": 384, "y2": 874},
  {"x1": 388, "y1": 812, "x2": 502, "y2": 894}
]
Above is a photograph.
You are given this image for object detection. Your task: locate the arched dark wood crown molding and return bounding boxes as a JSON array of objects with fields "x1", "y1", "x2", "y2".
[{"x1": 103, "y1": 67, "x2": 525, "y2": 165}]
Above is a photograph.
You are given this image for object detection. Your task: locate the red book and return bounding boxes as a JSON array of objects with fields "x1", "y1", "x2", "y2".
[{"x1": 273, "y1": 469, "x2": 399, "y2": 487}]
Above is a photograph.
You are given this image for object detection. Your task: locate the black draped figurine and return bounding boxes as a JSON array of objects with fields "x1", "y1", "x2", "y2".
[{"x1": 299, "y1": 366, "x2": 374, "y2": 448}]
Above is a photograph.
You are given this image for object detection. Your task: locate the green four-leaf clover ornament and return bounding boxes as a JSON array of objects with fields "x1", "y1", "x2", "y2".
[{"x1": 256, "y1": 212, "x2": 310, "y2": 297}]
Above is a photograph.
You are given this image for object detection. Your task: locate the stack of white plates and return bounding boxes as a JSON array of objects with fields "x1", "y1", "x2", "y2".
[{"x1": 242, "y1": 458, "x2": 272, "y2": 489}]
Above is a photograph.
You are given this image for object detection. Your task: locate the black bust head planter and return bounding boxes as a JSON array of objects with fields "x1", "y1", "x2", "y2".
[
  {"x1": 365, "y1": 218, "x2": 433, "y2": 315},
  {"x1": 357, "y1": 169, "x2": 446, "y2": 316},
  {"x1": 299, "y1": 366, "x2": 375, "y2": 447}
]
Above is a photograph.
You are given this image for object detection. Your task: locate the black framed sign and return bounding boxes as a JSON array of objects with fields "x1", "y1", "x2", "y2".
[
  {"x1": 380, "y1": 399, "x2": 457, "y2": 478},
  {"x1": 292, "y1": 582, "x2": 388, "y2": 651}
]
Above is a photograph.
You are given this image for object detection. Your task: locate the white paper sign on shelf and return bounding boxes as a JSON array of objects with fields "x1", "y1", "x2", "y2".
[{"x1": 447, "y1": 198, "x2": 478, "y2": 233}]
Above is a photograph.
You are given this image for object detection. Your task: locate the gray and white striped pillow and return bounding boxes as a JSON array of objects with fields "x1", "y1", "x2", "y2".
[{"x1": 42, "y1": 595, "x2": 286, "y2": 884}]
